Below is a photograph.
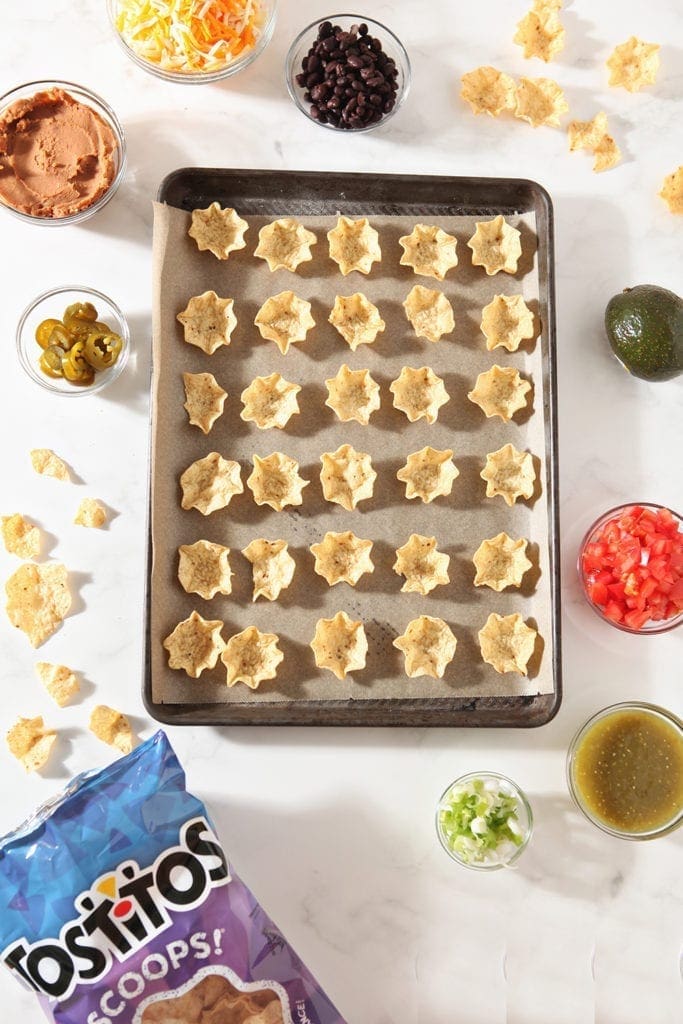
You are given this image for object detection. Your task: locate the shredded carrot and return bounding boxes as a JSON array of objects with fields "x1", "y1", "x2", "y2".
[{"x1": 114, "y1": 0, "x2": 265, "y2": 74}]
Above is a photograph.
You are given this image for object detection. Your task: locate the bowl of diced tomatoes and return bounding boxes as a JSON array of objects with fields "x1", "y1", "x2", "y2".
[{"x1": 579, "y1": 503, "x2": 683, "y2": 634}]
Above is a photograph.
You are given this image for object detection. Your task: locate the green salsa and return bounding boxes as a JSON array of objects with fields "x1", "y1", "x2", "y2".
[{"x1": 572, "y1": 708, "x2": 683, "y2": 833}]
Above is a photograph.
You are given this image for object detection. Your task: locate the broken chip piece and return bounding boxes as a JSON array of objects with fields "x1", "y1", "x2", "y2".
[
  {"x1": 5, "y1": 561, "x2": 71, "y2": 647},
  {"x1": 247, "y1": 452, "x2": 308, "y2": 511},
  {"x1": 607, "y1": 36, "x2": 660, "y2": 92},
  {"x1": 514, "y1": 8, "x2": 565, "y2": 62},
  {"x1": 398, "y1": 224, "x2": 459, "y2": 280},
  {"x1": 89, "y1": 705, "x2": 134, "y2": 754},
  {"x1": 659, "y1": 166, "x2": 683, "y2": 215},
  {"x1": 254, "y1": 217, "x2": 317, "y2": 272},
  {"x1": 467, "y1": 216, "x2": 522, "y2": 275},
  {"x1": 390, "y1": 366, "x2": 449, "y2": 424},
  {"x1": 480, "y1": 294, "x2": 535, "y2": 351},
  {"x1": 180, "y1": 452, "x2": 243, "y2": 515},
  {"x1": 183, "y1": 372, "x2": 227, "y2": 434},
  {"x1": 396, "y1": 446, "x2": 459, "y2": 503},
  {"x1": 472, "y1": 533, "x2": 533, "y2": 592},
  {"x1": 393, "y1": 533, "x2": 450, "y2": 595},
  {"x1": 242, "y1": 539, "x2": 295, "y2": 602},
  {"x1": 240, "y1": 373, "x2": 301, "y2": 430},
  {"x1": 514, "y1": 76, "x2": 568, "y2": 127},
  {"x1": 177, "y1": 291, "x2": 237, "y2": 354},
  {"x1": 324, "y1": 365, "x2": 380, "y2": 425},
  {"x1": 254, "y1": 291, "x2": 315, "y2": 354},
  {"x1": 403, "y1": 285, "x2": 455, "y2": 343},
  {"x1": 328, "y1": 293, "x2": 385, "y2": 350},
  {"x1": 221, "y1": 625, "x2": 284, "y2": 689},
  {"x1": 467, "y1": 365, "x2": 532, "y2": 421},
  {"x1": 568, "y1": 112, "x2": 621, "y2": 173},
  {"x1": 6, "y1": 716, "x2": 56, "y2": 772},
  {"x1": 30, "y1": 448, "x2": 70, "y2": 481},
  {"x1": 319, "y1": 444, "x2": 376, "y2": 511},
  {"x1": 310, "y1": 531, "x2": 374, "y2": 587},
  {"x1": 393, "y1": 615, "x2": 457, "y2": 679},
  {"x1": 178, "y1": 540, "x2": 232, "y2": 600},
  {"x1": 310, "y1": 611, "x2": 368, "y2": 680},
  {"x1": 481, "y1": 443, "x2": 537, "y2": 505},
  {"x1": 188, "y1": 202, "x2": 248, "y2": 260},
  {"x1": 74, "y1": 498, "x2": 107, "y2": 528},
  {"x1": 478, "y1": 612, "x2": 538, "y2": 675},
  {"x1": 460, "y1": 66, "x2": 516, "y2": 117},
  {"x1": 163, "y1": 609, "x2": 225, "y2": 678},
  {"x1": 35, "y1": 662, "x2": 80, "y2": 706},
  {"x1": 1, "y1": 513, "x2": 41, "y2": 559},
  {"x1": 327, "y1": 216, "x2": 382, "y2": 275}
]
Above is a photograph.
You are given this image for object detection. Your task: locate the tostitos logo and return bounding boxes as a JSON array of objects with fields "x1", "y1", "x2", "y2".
[{"x1": 2, "y1": 817, "x2": 230, "y2": 1002}]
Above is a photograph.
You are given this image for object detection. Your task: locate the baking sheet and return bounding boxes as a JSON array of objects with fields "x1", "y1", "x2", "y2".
[{"x1": 147, "y1": 170, "x2": 561, "y2": 726}]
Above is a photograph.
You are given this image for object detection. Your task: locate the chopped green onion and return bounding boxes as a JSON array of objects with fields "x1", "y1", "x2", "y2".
[{"x1": 438, "y1": 777, "x2": 525, "y2": 866}]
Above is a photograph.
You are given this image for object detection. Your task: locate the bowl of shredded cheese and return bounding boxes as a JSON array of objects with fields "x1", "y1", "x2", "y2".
[{"x1": 108, "y1": 0, "x2": 277, "y2": 82}]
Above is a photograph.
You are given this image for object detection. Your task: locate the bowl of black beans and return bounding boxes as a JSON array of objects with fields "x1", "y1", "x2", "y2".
[{"x1": 286, "y1": 15, "x2": 410, "y2": 132}]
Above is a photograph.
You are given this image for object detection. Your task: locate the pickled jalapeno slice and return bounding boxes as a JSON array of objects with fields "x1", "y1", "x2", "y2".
[
  {"x1": 63, "y1": 302, "x2": 98, "y2": 334},
  {"x1": 35, "y1": 318, "x2": 63, "y2": 350},
  {"x1": 62, "y1": 341, "x2": 95, "y2": 384},
  {"x1": 39, "y1": 345, "x2": 66, "y2": 378},
  {"x1": 33, "y1": 297, "x2": 123, "y2": 387},
  {"x1": 84, "y1": 330, "x2": 123, "y2": 370}
]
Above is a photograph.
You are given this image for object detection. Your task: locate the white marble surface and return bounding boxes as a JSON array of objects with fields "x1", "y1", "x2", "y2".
[{"x1": 0, "y1": 1, "x2": 681, "y2": 1021}]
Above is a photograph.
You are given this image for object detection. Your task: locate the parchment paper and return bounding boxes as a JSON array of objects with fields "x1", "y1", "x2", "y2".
[{"x1": 151, "y1": 202, "x2": 553, "y2": 706}]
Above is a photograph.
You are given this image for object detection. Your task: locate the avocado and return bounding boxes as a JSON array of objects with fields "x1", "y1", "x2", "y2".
[{"x1": 605, "y1": 284, "x2": 683, "y2": 381}]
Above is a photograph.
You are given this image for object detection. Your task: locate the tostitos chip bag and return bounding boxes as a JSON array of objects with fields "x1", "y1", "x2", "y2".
[{"x1": 0, "y1": 732, "x2": 346, "y2": 1024}]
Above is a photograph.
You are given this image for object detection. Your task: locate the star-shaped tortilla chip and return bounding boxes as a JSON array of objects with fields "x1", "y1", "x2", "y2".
[
  {"x1": 659, "y1": 167, "x2": 683, "y2": 215},
  {"x1": 480, "y1": 294, "x2": 535, "y2": 351},
  {"x1": 467, "y1": 216, "x2": 522, "y2": 275},
  {"x1": 319, "y1": 444, "x2": 376, "y2": 511},
  {"x1": 394, "y1": 616, "x2": 457, "y2": 679},
  {"x1": 6, "y1": 562, "x2": 71, "y2": 648},
  {"x1": 327, "y1": 216, "x2": 381, "y2": 275},
  {"x1": 515, "y1": 76, "x2": 568, "y2": 127},
  {"x1": 242, "y1": 539, "x2": 295, "y2": 601},
  {"x1": 325, "y1": 365, "x2": 380, "y2": 425},
  {"x1": 177, "y1": 291, "x2": 237, "y2": 354},
  {"x1": 221, "y1": 626, "x2": 284, "y2": 689},
  {"x1": 460, "y1": 66, "x2": 516, "y2": 117},
  {"x1": 310, "y1": 531, "x2": 374, "y2": 586},
  {"x1": 390, "y1": 366, "x2": 449, "y2": 424},
  {"x1": 180, "y1": 452, "x2": 243, "y2": 515},
  {"x1": 254, "y1": 291, "x2": 315, "y2": 354},
  {"x1": 393, "y1": 534, "x2": 450, "y2": 595},
  {"x1": 396, "y1": 447, "x2": 459, "y2": 503},
  {"x1": 240, "y1": 373, "x2": 301, "y2": 429},
  {"x1": 480, "y1": 444, "x2": 537, "y2": 505},
  {"x1": 183, "y1": 372, "x2": 227, "y2": 434},
  {"x1": 472, "y1": 533, "x2": 532, "y2": 592},
  {"x1": 403, "y1": 285, "x2": 455, "y2": 342},
  {"x1": 607, "y1": 37, "x2": 660, "y2": 92},
  {"x1": 178, "y1": 540, "x2": 232, "y2": 600},
  {"x1": 163, "y1": 610, "x2": 225, "y2": 678},
  {"x1": 467, "y1": 365, "x2": 532, "y2": 421},
  {"x1": 247, "y1": 453, "x2": 309, "y2": 511},
  {"x1": 399, "y1": 224, "x2": 459, "y2": 280},
  {"x1": 328, "y1": 293, "x2": 385, "y2": 350},
  {"x1": 254, "y1": 217, "x2": 317, "y2": 271},
  {"x1": 310, "y1": 611, "x2": 368, "y2": 680},
  {"x1": 478, "y1": 612, "x2": 538, "y2": 675},
  {"x1": 514, "y1": 9, "x2": 565, "y2": 62},
  {"x1": 188, "y1": 203, "x2": 248, "y2": 259}
]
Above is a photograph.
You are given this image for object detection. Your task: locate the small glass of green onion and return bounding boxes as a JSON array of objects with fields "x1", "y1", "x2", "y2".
[{"x1": 436, "y1": 772, "x2": 533, "y2": 870}]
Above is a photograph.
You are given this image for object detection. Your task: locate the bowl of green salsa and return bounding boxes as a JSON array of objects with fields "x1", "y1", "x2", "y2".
[{"x1": 567, "y1": 702, "x2": 683, "y2": 840}]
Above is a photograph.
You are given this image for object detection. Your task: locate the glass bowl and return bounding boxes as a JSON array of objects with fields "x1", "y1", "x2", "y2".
[
  {"x1": 107, "y1": 0, "x2": 277, "y2": 83},
  {"x1": 285, "y1": 14, "x2": 410, "y2": 132},
  {"x1": 16, "y1": 286, "x2": 130, "y2": 397},
  {"x1": 0, "y1": 81, "x2": 125, "y2": 226},
  {"x1": 435, "y1": 772, "x2": 533, "y2": 871},
  {"x1": 578, "y1": 502, "x2": 683, "y2": 634},
  {"x1": 567, "y1": 702, "x2": 683, "y2": 840}
]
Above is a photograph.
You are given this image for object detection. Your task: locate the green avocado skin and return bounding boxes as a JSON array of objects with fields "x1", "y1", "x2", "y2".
[{"x1": 605, "y1": 284, "x2": 683, "y2": 381}]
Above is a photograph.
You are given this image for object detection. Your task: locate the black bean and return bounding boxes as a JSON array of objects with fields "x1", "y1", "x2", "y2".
[
  {"x1": 310, "y1": 105, "x2": 320, "y2": 119},
  {"x1": 295, "y1": 72, "x2": 306, "y2": 87},
  {"x1": 359, "y1": 23, "x2": 368, "y2": 35},
  {"x1": 306, "y1": 54, "x2": 319, "y2": 72},
  {"x1": 319, "y1": 20, "x2": 333, "y2": 37}
]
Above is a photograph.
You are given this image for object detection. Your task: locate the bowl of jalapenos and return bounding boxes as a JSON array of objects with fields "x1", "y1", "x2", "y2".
[{"x1": 16, "y1": 286, "x2": 130, "y2": 396}]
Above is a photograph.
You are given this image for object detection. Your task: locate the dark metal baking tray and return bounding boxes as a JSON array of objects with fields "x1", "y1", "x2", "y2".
[{"x1": 146, "y1": 168, "x2": 561, "y2": 727}]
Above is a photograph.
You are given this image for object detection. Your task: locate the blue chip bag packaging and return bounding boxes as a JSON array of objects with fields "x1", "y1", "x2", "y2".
[{"x1": 0, "y1": 731, "x2": 346, "y2": 1024}]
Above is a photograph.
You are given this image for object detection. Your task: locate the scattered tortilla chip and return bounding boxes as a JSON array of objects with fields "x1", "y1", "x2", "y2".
[
  {"x1": 478, "y1": 612, "x2": 538, "y2": 675},
  {"x1": 607, "y1": 37, "x2": 660, "y2": 92},
  {"x1": 182, "y1": 372, "x2": 227, "y2": 434},
  {"x1": 593, "y1": 134, "x2": 622, "y2": 173},
  {"x1": 467, "y1": 215, "x2": 522, "y2": 275},
  {"x1": 327, "y1": 216, "x2": 381, "y2": 275},
  {"x1": 324, "y1": 365, "x2": 380, "y2": 425},
  {"x1": 6, "y1": 716, "x2": 56, "y2": 772},
  {"x1": 514, "y1": 9, "x2": 565, "y2": 62},
  {"x1": 242, "y1": 539, "x2": 295, "y2": 602},
  {"x1": 310, "y1": 531, "x2": 374, "y2": 587},
  {"x1": 473, "y1": 533, "x2": 532, "y2": 591},
  {"x1": 180, "y1": 452, "x2": 243, "y2": 516},
  {"x1": 254, "y1": 217, "x2": 317, "y2": 271},
  {"x1": 89, "y1": 705, "x2": 134, "y2": 754},
  {"x1": 393, "y1": 616, "x2": 457, "y2": 679},
  {"x1": 188, "y1": 203, "x2": 248, "y2": 260},
  {"x1": 74, "y1": 498, "x2": 107, "y2": 528},
  {"x1": 1, "y1": 514, "x2": 41, "y2": 559},
  {"x1": 515, "y1": 76, "x2": 568, "y2": 127},
  {"x1": 163, "y1": 609, "x2": 225, "y2": 678},
  {"x1": 178, "y1": 540, "x2": 232, "y2": 599},
  {"x1": 481, "y1": 294, "x2": 535, "y2": 351},
  {"x1": 393, "y1": 534, "x2": 450, "y2": 595},
  {"x1": 319, "y1": 444, "x2": 376, "y2": 511},
  {"x1": 35, "y1": 662, "x2": 80, "y2": 706},
  {"x1": 659, "y1": 167, "x2": 683, "y2": 214},
  {"x1": 396, "y1": 446, "x2": 459, "y2": 503},
  {"x1": 403, "y1": 285, "x2": 455, "y2": 342},
  {"x1": 254, "y1": 291, "x2": 315, "y2": 354},
  {"x1": 247, "y1": 452, "x2": 308, "y2": 511},
  {"x1": 568, "y1": 112, "x2": 621, "y2": 172},
  {"x1": 460, "y1": 66, "x2": 516, "y2": 117},
  {"x1": 240, "y1": 373, "x2": 301, "y2": 430},
  {"x1": 399, "y1": 224, "x2": 459, "y2": 280},
  {"x1": 390, "y1": 366, "x2": 449, "y2": 424},
  {"x1": 6, "y1": 562, "x2": 71, "y2": 648},
  {"x1": 221, "y1": 626, "x2": 283, "y2": 689},
  {"x1": 310, "y1": 611, "x2": 368, "y2": 680},
  {"x1": 467, "y1": 365, "x2": 532, "y2": 421},
  {"x1": 177, "y1": 291, "x2": 237, "y2": 354},
  {"x1": 328, "y1": 293, "x2": 385, "y2": 350},
  {"x1": 481, "y1": 443, "x2": 537, "y2": 505},
  {"x1": 30, "y1": 448, "x2": 69, "y2": 481}
]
